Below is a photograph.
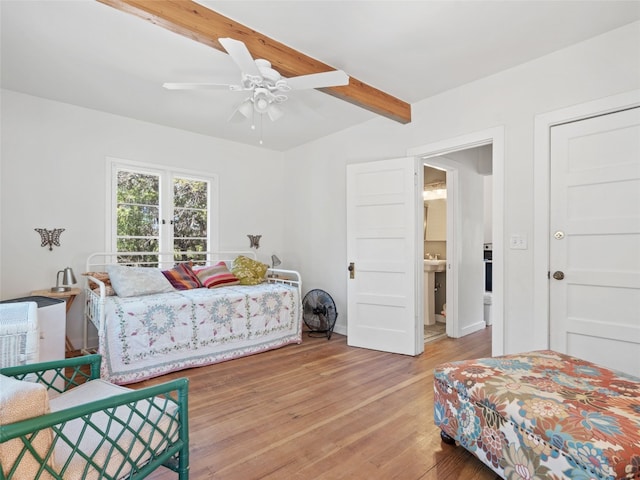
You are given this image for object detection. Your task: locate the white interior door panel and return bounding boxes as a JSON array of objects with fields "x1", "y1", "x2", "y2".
[
  {"x1": 346, "y1": 158, "x2": 421, "y2": 355},
  {"x1": 549, "y1": 107, "x2": 640, "y2": 376}
]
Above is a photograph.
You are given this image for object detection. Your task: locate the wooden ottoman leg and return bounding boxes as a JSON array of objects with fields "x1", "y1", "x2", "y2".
[{"x1": 440, "y1": 430, "x2": 456, "y2": 445}]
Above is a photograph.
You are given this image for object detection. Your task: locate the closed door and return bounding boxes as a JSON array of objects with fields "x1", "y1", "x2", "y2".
[
  {"x1": 346, "y1": 158, "x2": 422, "y2": 355},
  {"x1": 549, "y1": 106, "x2": 640, "y2": 376}
]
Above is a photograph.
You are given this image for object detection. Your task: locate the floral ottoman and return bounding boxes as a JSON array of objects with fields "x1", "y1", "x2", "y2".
[{"x1": 433, "y1": 350, "x2": 640, "y2": 480}]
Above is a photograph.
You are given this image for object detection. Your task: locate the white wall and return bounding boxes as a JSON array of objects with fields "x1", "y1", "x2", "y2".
[
  {"x1": 447, "y1": 157, "x2": 485, "y2": 337},
  {"x1": 283, "y1": 21, "x2": 640, "y2": 352},
  {"x1": 0, "y1": 90, "x2": 285, "y2": 347},
  {"x1": 2, "y1": 21, "x2": 638, "y2": 355},
  {"x1": 484, "y1": 176, "x2": 493, "y2": 244},
  {"x1": 424, "y1": 199, "x2": 446, "y2": 241}
]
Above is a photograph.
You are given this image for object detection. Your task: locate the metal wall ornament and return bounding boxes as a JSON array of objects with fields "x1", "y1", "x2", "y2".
[
  {"x1": 35, "y1": 228, "x2": 65, "y2": 251},
  {"x1": 247, "y1": 234, "x2": 262, "y2": 249}
]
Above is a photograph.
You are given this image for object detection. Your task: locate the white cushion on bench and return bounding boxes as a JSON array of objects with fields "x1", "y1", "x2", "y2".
[
  {"x1": 49, "y1": 379, "x2": 179, "y2": 480},
  {"x1": 0, "y1": 373, "x2": 54, "y2": 479}
]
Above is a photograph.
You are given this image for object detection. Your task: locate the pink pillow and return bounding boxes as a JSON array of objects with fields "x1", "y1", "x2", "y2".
[
  {"x1": 162, "y1": 263, "x2": 202, "y2": 290},
  {"x1": 194, "y1": 262, "x2": 240, "y2": 288}
]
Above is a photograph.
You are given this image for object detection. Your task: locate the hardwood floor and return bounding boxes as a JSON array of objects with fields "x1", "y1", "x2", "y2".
[{"x1": 133, "y1": 327, "x2": 500, "y2": 480}]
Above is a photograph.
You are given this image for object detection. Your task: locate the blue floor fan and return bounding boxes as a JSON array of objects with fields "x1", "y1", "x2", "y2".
[{"x1": 302, "y1": 289, "x2": 338, "y2": 340}]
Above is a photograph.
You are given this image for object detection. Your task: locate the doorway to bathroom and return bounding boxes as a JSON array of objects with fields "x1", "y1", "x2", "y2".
[
  {"x1": 409, "y1": 126, "x2": 504, "y2": 355},
  {"x1": 423, "y1": 164, "x2": 448, "y2": 343},
  {"x1": 423, "y1": 146, "x2": 492, "y2": 343}
]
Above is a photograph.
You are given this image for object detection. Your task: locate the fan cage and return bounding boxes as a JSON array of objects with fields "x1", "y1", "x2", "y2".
[{"x1": 302, "y1": 289, "x2": 338, "y2": 340}]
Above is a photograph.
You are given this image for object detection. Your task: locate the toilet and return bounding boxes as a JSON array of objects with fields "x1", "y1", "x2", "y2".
[{"x1": 483, "y1": 292, "x2": 492, "y2": 326}]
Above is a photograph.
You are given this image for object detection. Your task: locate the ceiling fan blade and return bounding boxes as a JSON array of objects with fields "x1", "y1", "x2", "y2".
[
  {"x1": 286, "y1": 70, "x2": 349, "y2": 90},
  {"x1": 163, "y1": 82, "x2": 242, "y2": 91},
  {"x1": 219, "y1": 37, "x2": 261, "y2": 77}
]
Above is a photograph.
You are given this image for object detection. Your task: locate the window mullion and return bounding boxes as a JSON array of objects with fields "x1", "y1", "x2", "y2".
[
  {"x1": 110, "y1": 163, "x2": 119, "y2": 252},
  {"x1": 160, "y1": 172, "x2": 174, "y2": 263}
]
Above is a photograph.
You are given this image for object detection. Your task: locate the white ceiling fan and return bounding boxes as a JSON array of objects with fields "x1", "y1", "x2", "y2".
[{"x1": 163, "y1": 37, "x2": 349, "y2": 126}]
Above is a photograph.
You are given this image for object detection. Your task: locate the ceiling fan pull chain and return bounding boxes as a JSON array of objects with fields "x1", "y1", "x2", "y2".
[
  {"x1": 250, "y1": 100, "x2": 256, "y2": 131},
  {"x1": 259, "y1": 113, "x2": 264, "y2": 145}
]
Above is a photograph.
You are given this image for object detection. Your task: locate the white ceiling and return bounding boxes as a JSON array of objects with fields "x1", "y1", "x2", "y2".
[{"x1": 2, "y1": 1, "x2": 639, "y2": 151}]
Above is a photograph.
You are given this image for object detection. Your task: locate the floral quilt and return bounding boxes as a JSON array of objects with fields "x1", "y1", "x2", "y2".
[
  {"x1": 95, "y1": 283, "x2": 301, "y2": 384},
  {"x1": 434, "y1": 350, "x2": 640, "y2": 480}
]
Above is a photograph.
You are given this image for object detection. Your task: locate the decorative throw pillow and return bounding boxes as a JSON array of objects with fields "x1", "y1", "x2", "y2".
[
  {"x1": 92, "y1": 285, "x2": 116, "y2": 296},
  {"x1": 106, "y1": 265, "x2": 175, "y2": 298},
  {"x1": 82, "y1": 271, "x2": 112, "y2": 290},
  {"x1": 230, "y1": 256, "x2": 269, "y2": 285},
  {"x1": 162, "y1": 263, "x2": 202, "y2": 290},
  {"x1": 194, "y1": 262, "x2": 240, "y2": 288}
]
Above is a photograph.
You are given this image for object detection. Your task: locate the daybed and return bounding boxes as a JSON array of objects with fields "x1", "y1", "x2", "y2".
[
  {"x1": 84, "y1": 251, "x2": 302, "y2": 385},
  {"x1": 0, "y1": 354, "x2": 188, "y2": 479},
  {"x1": 434, "y1": 350, "x2": 640, "y2": 480}
]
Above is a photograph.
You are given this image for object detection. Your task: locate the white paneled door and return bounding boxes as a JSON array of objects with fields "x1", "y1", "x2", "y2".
[
  {"x1": 549, "y1": 107, "x2": 640, "y2": 376},
  {"x1": 346, "y1": 158, "x2": 422, "y2": 356}
]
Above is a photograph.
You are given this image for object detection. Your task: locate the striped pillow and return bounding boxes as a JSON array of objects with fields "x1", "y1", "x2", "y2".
[
  {"x1": 162, "y1": 263, "x2": 202, "y2": 290},
  {"x1": 194, "y1": 262, "x2": 240, "y2": 289}
]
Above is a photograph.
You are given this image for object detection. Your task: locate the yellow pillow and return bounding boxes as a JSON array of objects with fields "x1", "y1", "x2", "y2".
[{"x1": 231, "y1": 256, "x2": 269, "y2": 285}]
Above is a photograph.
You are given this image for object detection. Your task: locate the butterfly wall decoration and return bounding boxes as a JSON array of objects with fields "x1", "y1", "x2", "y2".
[
  {"x1": 247, "y1": 234, "x2": 262, "y2": 249},
  {"x1": 35, "y1": 228, "x2": 65, "y2": 251}
]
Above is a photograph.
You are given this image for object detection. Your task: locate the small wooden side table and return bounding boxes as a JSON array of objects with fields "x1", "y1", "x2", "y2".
[{"x1": 31, "y1": 287, "x2": 82, "y2": 353}]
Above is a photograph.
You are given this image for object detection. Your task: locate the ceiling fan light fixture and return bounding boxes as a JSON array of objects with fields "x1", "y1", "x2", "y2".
[
  {"x1": 267, "y1": 104, "x2": 284, "y2": 122},
  {"x1": 238, "y1": 99, "x2": 254, "y2": 119},
  {"x1": 253, "y1": 89, "x2": 271, "y2": 114},
  {"x1": 255, "y1": 97, "x2": 269, "y2": 113}
]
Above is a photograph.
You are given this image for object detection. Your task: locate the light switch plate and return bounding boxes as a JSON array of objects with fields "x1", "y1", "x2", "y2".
[{"x1": 509, "y1": 234, "x2": 528, "y2": 250}]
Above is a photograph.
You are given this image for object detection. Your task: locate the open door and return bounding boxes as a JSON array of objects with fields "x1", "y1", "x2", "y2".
[{"x1": 346, "y1": 157, "x2": 422, "y2": 355}]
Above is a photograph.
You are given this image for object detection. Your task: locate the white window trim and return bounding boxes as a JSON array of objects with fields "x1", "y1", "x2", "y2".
[{"x1": 106, "y1": 157, "x2": 219, "y2": 255}]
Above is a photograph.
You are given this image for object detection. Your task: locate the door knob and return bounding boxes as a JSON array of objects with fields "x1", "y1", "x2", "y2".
[
  {"x1": 348, "y1": 262, "x2": 355, "y2": 279},
  {"x1": 552, "y1": 271, "x2": 564, "y2": 280}
]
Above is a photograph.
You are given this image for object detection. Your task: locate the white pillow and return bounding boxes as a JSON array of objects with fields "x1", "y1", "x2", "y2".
[{"x1": 106, "y1": 265, "x2": 174, "y2": 298}]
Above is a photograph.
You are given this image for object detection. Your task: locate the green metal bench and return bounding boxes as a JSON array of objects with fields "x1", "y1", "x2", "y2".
[{"x1": 0, "y1": 355, "x2": 189, "y2": 479}]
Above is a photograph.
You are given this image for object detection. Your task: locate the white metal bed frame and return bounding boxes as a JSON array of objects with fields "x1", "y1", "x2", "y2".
[{"x1": 83, "y1": 251, "x2": 301, "y2": 353}]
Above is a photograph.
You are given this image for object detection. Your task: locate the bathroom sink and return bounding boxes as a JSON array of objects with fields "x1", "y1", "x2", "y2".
[
  {"x1": 424, "y1": 260, "x2": 447, "y2": 326},
  {"x1": 424, "y1": 259, "x2": 446, "y2": 272}
]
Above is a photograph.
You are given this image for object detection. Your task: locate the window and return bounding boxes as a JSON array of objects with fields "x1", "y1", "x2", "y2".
[
  {"x1": 109, "y1": 159, "x2": 217, "y2": 264},
  {"x1": 172, "y1": 176, "x2": 209, "y2": 253}
]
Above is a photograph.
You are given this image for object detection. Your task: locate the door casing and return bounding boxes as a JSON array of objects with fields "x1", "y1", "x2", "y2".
[{"x1": 408, "y1": 126, "x2": 505, "y2": 355}]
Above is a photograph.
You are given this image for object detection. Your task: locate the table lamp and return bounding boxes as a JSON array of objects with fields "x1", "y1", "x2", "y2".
[{"x1": 51, "y1": 267, "x2": 77, "y2": 293}]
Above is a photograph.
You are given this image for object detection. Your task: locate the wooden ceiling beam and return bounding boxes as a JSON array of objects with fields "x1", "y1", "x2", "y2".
[{"x1": 97, "y1": 0, "x2": 411, "y2": 124}]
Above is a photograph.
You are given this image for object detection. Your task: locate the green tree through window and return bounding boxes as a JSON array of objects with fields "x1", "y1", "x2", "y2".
[
  {"x1": 117, "y1": 170, "x2": 160, "y2": 258},
  {"x1": 111, "y1": 161, "x2": 215, "y2": 266},
  {"x1": 173, "y1": 177, "x2": 208, "y2": 262}
]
